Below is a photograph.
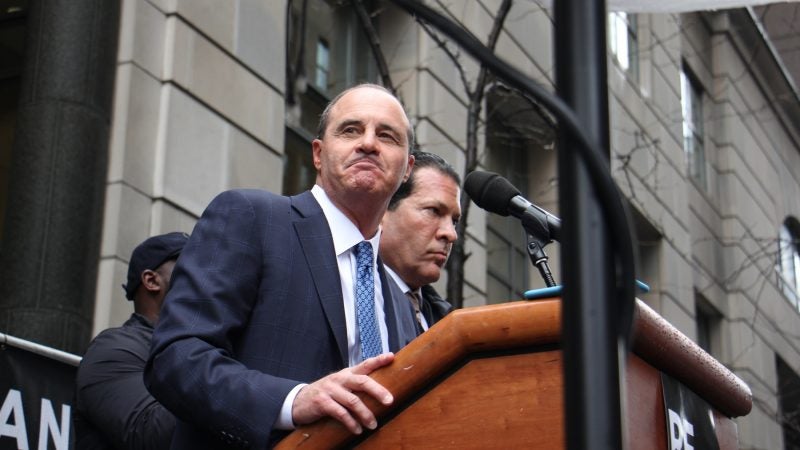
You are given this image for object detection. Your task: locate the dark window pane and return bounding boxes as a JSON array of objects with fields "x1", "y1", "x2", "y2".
[
  {"x1": 282, "y1": 128, "x2": 315, "y2": 195},
  {"x1": 777, "y1": 357, "x2": 800, "y2": 450}
]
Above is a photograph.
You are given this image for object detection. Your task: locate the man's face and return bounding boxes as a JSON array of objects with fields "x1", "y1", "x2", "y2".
[
  {"x1": 312, "y1": 87, "x2": 413, "y2": 205},
  {"x1": 380, "y1": 167, "x2": 461, "y2": 289}
]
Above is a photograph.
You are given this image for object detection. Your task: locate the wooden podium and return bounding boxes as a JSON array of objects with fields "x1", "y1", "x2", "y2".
[{"x1": 276, "y1": 298, "x2": 752, "y2": 449}]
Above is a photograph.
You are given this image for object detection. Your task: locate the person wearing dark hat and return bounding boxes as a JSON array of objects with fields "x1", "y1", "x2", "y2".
[{"x1": 74, "y1": 232, "x2": 188, "y2": 450}]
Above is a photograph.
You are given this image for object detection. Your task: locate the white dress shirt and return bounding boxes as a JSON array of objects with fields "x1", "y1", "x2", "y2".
[{"x1": 311, "y1": 185, "x2": 389, "y2": 364}]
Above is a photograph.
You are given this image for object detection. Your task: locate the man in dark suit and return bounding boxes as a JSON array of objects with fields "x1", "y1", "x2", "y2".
[
  {"x1": 145, "y1": 84, "x2": 419, "y2": 449},
  {"x1": 380, "y1": 151, "x2": 461, "y2": 331}
]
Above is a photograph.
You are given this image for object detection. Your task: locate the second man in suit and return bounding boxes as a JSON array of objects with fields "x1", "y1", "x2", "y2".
[{"x1": 380, "y1": 151, "x2": 461, "y2": 331}]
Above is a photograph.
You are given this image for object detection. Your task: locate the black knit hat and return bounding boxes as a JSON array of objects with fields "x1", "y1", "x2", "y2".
[{"x1": 123, "y1": 232, "x2": 189, "y2": 300}]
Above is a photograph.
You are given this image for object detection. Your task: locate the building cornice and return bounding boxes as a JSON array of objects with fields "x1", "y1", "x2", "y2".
[{"x1": 723, "y1": 8, "x2": 800, "y2": 149}]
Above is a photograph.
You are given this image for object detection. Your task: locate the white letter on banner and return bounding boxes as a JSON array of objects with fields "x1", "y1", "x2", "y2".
[
  {"x1": 668, "y1": 408, "x2": 684, "y2": 450},
  {"x1": 0, "y1": 389, "x2": 30, "y2": 450},
  {"x1": 37, "y1": 399, "x2": 70, "y2": 450},
  {"x1": 682, "y1": 418, "x2": 695, "y2": 450}
]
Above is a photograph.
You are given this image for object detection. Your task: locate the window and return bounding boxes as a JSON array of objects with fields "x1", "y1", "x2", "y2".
[
  {"x1": 680, "y1": 68, "x2": 706, "y2": 189},
  {"x1": 282, "y1": 128, "x2": 317, "y2": 196},
  {"x1": 484, "y1": 156, "x2": 529, "y2": 302},
  {"x1": 484, "y1": 86, "x2": 556, "y2": 302},
  {"x1": 630, "y1": 203, "x2": 661, "y2": 307},
  {"x1": 285, "y1": 0, "x2": 379, "y2": 194},
  {"x1": 314, "y1": 39, "x2": 330, "y2": 91},
  {"x1": 608, "y1": 12, "x2": 639, "y2": 81},
  {"x1": 695, "y1": 294, "x2": 721, "y2": 356},
  {"x1": 776, "y1": 357, "x2": 800, "y2": 449},
  {"x1": 778, "y1": 219, "x2": 800, "y2": 310}
]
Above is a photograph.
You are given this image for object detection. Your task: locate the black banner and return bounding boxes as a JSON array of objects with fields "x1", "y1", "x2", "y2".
[
  {"x1": 1, "y1": 341, "x2": 77, "y2": 450},
  {"x1": 662, "y1": 372, "x2": 720, "y2": 450}
]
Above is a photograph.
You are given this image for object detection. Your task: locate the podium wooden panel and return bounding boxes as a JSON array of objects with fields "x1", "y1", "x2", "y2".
[{"x1": 276, "y1": 299, "x2": 752, "y2": 449}]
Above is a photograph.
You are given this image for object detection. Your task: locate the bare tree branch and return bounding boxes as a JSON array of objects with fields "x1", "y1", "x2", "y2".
[
  {"x1": 417, "y1": 21, "x2": 472, "y2": 92},
  {"x1": 353, "y1": 0, "x2": 395, "y2": 92},
  {"x1": 441, "y1": 0, "x2": 513, "y2": 308}
]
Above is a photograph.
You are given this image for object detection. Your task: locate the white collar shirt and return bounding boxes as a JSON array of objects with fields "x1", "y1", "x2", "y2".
[{"x1": 311, "y1": 185, "x2": 389, "y2": 366}]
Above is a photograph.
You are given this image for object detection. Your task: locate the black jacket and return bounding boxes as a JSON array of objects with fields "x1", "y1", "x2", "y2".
[
  {"x1": 420, "y1": 285, "x2": 454, "y2": 327},
  {"x1": 74, "y1": 313, "x2": 175, "y2": 449}
]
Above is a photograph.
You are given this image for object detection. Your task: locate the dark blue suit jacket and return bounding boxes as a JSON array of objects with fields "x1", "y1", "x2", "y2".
[{"x1": 145, "y1": 189, "x2": 419, "y2": 449}]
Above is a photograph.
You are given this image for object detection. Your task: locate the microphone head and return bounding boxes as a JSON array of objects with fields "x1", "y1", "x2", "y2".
[{"x1": 464, "y1": 171, "x2": 520, "y2": 217}]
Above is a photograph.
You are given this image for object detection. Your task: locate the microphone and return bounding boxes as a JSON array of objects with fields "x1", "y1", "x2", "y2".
[{"x1": 464, "y1": 170, "x2": 561, "y2": 243}]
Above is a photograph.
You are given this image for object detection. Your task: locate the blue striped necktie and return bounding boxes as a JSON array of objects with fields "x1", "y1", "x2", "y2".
[{"x1": 354, "y1": 241, "x2": 381, "y2": 360}]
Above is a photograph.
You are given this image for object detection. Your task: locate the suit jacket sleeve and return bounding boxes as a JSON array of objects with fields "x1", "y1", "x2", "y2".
[{"x1": 145, "y1": 190, "x2": 300, "y2": 449}]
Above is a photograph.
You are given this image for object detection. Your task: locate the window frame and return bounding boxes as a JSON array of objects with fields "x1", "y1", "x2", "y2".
[
  {"x1": 314, "y1": 38, "x2": 330, "y2": 91},
  {"x1": 680, "y1": 67, "x2": 707, "y2": 190},
  {"x1": 778, "y1": 219, "x2": 800, "y2": 310},
  {"x1": 608, "y1": 12, "x2": 639, "y2": 82}
]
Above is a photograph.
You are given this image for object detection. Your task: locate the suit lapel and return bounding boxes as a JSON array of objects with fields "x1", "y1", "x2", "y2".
[
  {"x1": 291, "y1": 192, "x2": 348, "y2": 367},
  {"x1": 420, "y1": 294, "x2": 435, "y2": 328},
  {"x1": 379, "y1": 258, "x2": 419, "y2": 351},
  {"x1": 421, "y1": 285, "x2": 454, "y2": 325}
]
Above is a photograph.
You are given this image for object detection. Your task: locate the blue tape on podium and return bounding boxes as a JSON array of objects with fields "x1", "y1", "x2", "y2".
[{"x1": 524, "y1": 279, "x2": 650, "y2": 300}]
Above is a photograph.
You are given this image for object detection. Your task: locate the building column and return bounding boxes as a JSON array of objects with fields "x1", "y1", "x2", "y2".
[{"x1": 0, "y1": 0, "x2": 120, "y2": 354}]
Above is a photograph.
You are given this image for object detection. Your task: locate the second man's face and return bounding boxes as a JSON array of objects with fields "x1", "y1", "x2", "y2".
[{"x1": 380, "y1": 167, "x2": 461, "y2": 290}]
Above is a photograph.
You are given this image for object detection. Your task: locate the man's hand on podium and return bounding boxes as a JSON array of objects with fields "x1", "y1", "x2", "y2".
[{"x1": 291, "y1": 353, "x2": 395, "y2": 435}]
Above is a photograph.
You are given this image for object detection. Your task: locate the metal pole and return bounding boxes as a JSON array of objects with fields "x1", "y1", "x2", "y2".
[
  {"x1": 1, "y1": 332, "x2": 82, "y2": 367},
  {"x1": 554, "y1": 1, "x2": 625, "y2": 449}
]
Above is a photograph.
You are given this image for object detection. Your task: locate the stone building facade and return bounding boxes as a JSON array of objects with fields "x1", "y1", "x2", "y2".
[{"x1": 1, "y1": 1, "x2": 798, "y2": 448}]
